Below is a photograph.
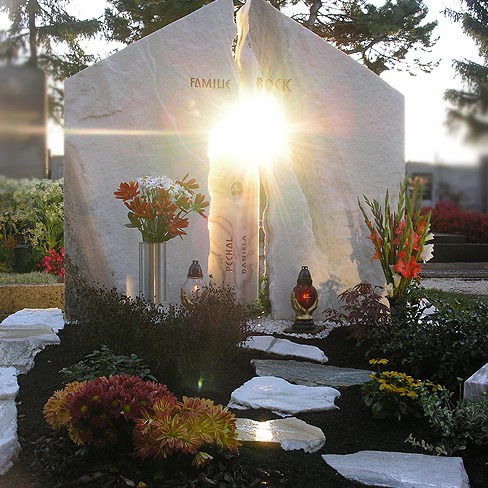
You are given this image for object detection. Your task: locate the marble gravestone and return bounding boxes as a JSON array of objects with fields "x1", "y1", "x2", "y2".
[
  {"x1": 0, "y1": 65, "x2": 48, "y2": 179},
  {"x1": 65, "y1": 0, "x2": 404, "y2": 317}
]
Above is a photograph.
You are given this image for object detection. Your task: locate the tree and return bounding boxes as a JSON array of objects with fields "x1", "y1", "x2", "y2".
[
  {"x1": 103, "y1": 0, "x2": 438, "y2": 75},
  {"x1": 291, "y1": 0, "x2": 437, "y2": 74},
  {"x1": 0, "y1": 0, "x2": 100, "y2": 121},
  {"x1": 444, "y1": 0, "x2": 488, "y2": 142},
  {"x1": 103, "y1": 0, "x2": 212, "y2": 45}
]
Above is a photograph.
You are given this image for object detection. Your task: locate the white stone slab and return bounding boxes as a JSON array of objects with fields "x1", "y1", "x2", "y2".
[
  {"x1": 322, "y1": 451, "x2": 470, "y2": 488},
  {"x1": 0, "y1": 368, "x2": 19, "y2": 400},
  {"x1": 464, "y1": 363, "x2": 488, "y2": 402},
  {"x1": 241, "y1": 335, "x2": 327, "y2": 363},
  {"x1": 1, "y1": 308, "x2": 65, "y2": 333},
  {"x1": 229, "y1": 376, "x2": 340, "y2": 416},
  {"x1": 0, "y1": 335, "x2": 59, "y2": 372},
  {"x1": 64, "y1": 0, "x2": 238, "y2": 304},
  {"x1": 0, "y1": 326, "x2": 54, "y2": 339},
  {"x1": 0, "y1": 437, "x2": 21, "y2": 476},
  {"x1": 236, "y1": 417, "x2": 325, "y2": 453},
  {"x1": 237, "y1": 0, "x2": 404, "y2": 318},
  {"x1": 0, "y1": 398, "x2": 17, "y2": 438}
]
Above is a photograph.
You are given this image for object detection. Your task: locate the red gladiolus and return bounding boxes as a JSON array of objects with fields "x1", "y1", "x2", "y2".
[{"x1": 393, "y1": 252, "x2": 421, "y2": 279}]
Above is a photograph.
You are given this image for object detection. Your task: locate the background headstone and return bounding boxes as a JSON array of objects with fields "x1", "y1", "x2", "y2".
[{"x1": 0, "y1": 65, "x2": 47, "y2": 178}]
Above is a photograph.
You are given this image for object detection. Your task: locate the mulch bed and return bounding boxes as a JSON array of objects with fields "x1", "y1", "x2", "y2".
[{"x1": 3, "y1": 325, "x2": 487, "y2": 487}]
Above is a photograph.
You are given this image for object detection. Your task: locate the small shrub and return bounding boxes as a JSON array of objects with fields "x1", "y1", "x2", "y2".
[
  {"x1": 323, "y1": 282, "x2": 390, "y2": 341},
  {"x1": 0, "y1": 177, "x2": 64, "y2": 256},
  {"x1": 369, "y1": 291, "x2": 488, "y2": 390},
  {"x1": 44, "y1": 376, "x2": 238, "y2": 467},
  {"x1": 406, "y1": 391, "x2": 488, "y2": 455},
  {"x1": 67, "y1": 274, "x2": 251, "y2": 392},
  {"x1": 61, "y1": 346, "x2": 156, "y2": 383},
  {"x1": 362, "y1": 358, "x2": 444, "y2": 420}
]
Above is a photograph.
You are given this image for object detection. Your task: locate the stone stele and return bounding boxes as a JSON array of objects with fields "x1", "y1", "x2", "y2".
[{"x1": 64, "y1": 0, "x2": 404, "y2": 316}]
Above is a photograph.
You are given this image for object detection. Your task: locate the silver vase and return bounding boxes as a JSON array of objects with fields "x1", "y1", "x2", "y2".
[{"x1": 139, "y1": 242, "x2": 167, "y2": 304}]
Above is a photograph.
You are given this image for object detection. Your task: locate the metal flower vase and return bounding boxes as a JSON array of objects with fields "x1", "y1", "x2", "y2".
[{"x1": 139, "y1": 242, "x2": 168, "y2": 305}]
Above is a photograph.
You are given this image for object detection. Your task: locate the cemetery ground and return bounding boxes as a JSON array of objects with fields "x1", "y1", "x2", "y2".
[{"x1": 2, "y1": 285, "x2": 488, "y2": 488}]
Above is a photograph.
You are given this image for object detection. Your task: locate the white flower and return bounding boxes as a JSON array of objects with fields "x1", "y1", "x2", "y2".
[
  {"x1": 425, "y1": 232, "x2": 435, "y2": 242},
  {"x1": 137, "y1": 175, "x2": 174, "y2": 192},
  {"x1": 420, "y1": 243, "x2": 434, "y2": 262},
  {"x1": 393, "y1": 273, "x2": 402, "y2": 288},
  {"x1": 386, "y1": 283, "x2": 394, "y2": 297}
]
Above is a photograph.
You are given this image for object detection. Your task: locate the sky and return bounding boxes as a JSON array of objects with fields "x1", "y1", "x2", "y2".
[{"x1": 0, "y1": 0, "x2": 484, "y2": 165}]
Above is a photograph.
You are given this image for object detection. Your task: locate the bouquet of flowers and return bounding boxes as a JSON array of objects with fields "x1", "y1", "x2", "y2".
[
  {"x1": 358, "y1": 177, "x2": 433, "y2": 303},
  {"x1": 114, "y1": 174, "x2": 209, "y2": 243}
]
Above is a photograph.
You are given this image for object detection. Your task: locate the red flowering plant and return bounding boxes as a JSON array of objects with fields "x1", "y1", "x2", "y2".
[
  {"x1": 43, "y1": 375, "x2": 239, "y2": 467},
  {"x1": 38, "y1": 247, "x2": 64, "y2": 281},
  {"x1": 358, "y1": 178, "x2": 433, "y2": 304},
  {"x1": 425, "y1": 200, "x2": 488, "y2": 243},
  {"x1": 114, "y1": 174, "x2": 209, "y2": 242}
]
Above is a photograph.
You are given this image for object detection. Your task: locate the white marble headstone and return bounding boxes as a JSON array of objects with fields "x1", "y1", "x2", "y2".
[
  {"x1": 65, "y1": 0, "x2": 404, "y2": 317},
  {"x1": 65, "y1": 0, "x2": 239, "y2": 304}
]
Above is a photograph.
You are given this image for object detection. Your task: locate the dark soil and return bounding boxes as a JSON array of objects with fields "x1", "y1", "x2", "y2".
[{"x1": 3, "y1": 325, "x2": 487, "y2": 488}]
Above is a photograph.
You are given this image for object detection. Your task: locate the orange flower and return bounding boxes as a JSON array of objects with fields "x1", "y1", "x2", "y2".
[
  {"x1": 169, "y1": 216, "x2": 189, "y2": 237},
  {"x1": 114, "y1": 181, "x2": 139, "y2": 201},
  {"x1": 126, "y1": 196, "x2": 155, "y2": 220},
  {"x1": 177, "y1": 173, "x2": 199, "y2": 192},
  {"x1": 193, "y1": 193, "x2": 209, "y2": 218},
  {"x1": 393, "y1": 252, "x2": 421, "y2": 279}
]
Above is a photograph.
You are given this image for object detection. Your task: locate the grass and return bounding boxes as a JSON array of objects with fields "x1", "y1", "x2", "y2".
[
  {"x1": 0, "y1": 272, "x2": 62, "y2": 285},
  {"x1": 423, "y1": 288, "x2": 488, "y2": 307}
]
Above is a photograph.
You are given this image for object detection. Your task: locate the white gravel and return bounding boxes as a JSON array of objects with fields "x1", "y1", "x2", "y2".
[
  {"x1": 422, "y1": 278, "x2": 488, "y2": 296},
  {"x1": 248, "y1": 318, "x2": 339, "y2": 339}
]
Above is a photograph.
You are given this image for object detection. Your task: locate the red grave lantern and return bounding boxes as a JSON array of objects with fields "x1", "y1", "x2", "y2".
[{"x1": 290, "y1": 266, "x2": 318, "y2": 331}]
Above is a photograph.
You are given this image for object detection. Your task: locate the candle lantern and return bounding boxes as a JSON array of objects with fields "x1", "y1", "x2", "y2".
[
  {"x1": 290, "y1": 266, "x2": 318, "y2": 331},
  {"x1": 181, "y1": 260, "x2": 206, "y2": 306}
]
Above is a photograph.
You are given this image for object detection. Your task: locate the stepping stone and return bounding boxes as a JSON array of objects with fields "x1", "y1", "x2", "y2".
[
  {"x1": 236, "y1": 417, "x2": 325, "y2": 453},
  {"x1": 1, "y1": 308, "x2": 65, "y2": 333},
  {"x1": 322, "y1": 451, "x2": 469, "y2": 488},
  {"x1": 464, "y1": 363, "x2": 488, "y2": 401},
  {"x1": 252, "y1": 359, "x2": 373, "y2": 388},
  {"x1": 0, "y1": 437, "x2": 20, "y2": 476},
  {"x1": 228, "y1": 376, "x2": 340, "y2": 416},
  {"x1": 241, "y1": 336, "x2": 327, "y2": 363}
]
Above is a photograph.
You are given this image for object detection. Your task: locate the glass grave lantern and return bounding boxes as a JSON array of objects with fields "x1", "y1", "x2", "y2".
[
  {"x1": 290, "y1": 266, "x2": 318, "y2": 331},
  {"x1": 180, "y1": 260, "x2": 206, "y2": 306}
]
